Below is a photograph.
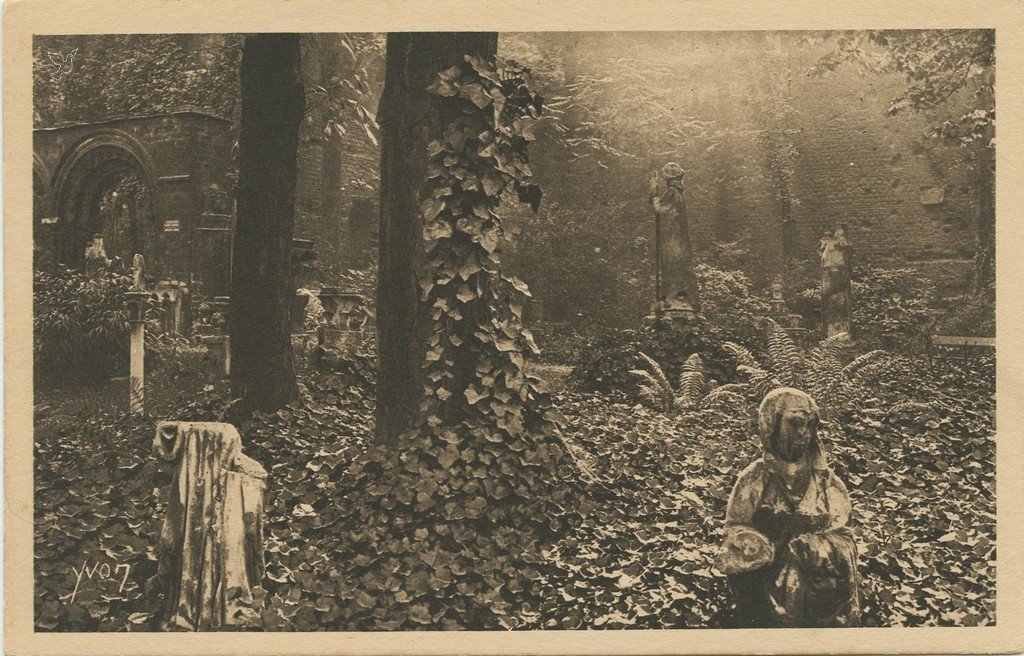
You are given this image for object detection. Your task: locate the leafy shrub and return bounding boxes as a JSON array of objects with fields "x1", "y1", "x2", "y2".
[
  {"x1": 788, "y1": 265, "x2": 938, "y2": 351},
  {"x1": 936, "y1": 291, "x2": 995, "y2": 337},
  {"x1": 852, "y1": 266, "x2": 937, "y2": 351},
  {"x1": 34, "y1": 266, "x2": 141, "y2": 384},
  {"x1": 569, "y1": 316, "x2": 733, "y2": 399},
  {"x1": 694, "y1": 263, "x2": 772, "y2": 349},
  {"x1": 146, "y1": 332, "x2": 208, "y2": 385}
]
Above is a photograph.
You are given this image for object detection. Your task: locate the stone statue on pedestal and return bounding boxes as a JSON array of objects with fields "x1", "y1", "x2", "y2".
[
  {"x1": 132, "y1": 253, "x2": 146, "y2": 291},
  {"x1": 649, "y1": 162, "x2": 700, "y2": 316}
]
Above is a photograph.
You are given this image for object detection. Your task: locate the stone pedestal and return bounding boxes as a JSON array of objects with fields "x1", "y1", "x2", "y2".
[
  {"x1": 291, "y1": 291, "x2": 310, "y2": 333},
  {"x1": 317, "y1": 287, "x2": 368, "y2": 349},
  {"x1": 125, "y1": 291, "x2": 150, "y2": 415},
  {"x1": 153, "y1": 421, "x2": 267, "y2": 630},
  {"x1": 199, "y1": 335, "x2": 230, "y2": 380},
  {"x1": 153, "y1": 280, "x2": 191, "y2": 335}
]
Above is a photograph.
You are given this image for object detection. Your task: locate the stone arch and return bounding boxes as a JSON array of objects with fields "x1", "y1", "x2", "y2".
[
  {"x1": 52, "y1": 130, "x2": 159, "y2": 267},
  {"x1": 33, "y1": 154, "x2": 52, "y2": 221}
]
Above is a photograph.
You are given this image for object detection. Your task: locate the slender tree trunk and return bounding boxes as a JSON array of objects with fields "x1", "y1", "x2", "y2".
[
  {"x1": 973, "y1": 145, "x2": 995, "y2": 295},
  {"x1": 375, "y1": 32, "x2": 497, "y2": 445},
  {"x1": 229, "y1": 34, "x2": 304, "y2": 412},
  {"x1": 321, "y1": 134, "x2": 344, "y2": 265}
]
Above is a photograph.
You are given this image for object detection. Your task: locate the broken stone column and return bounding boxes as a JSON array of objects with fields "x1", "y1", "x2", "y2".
[
  {"x1": 819, "y1": 224, "x2": 853, "y2": 338},
  {"x1": 649, "y1": 162, "x2": 700, "y2": 318},
  {"x1": 153, "y1": 421, "x2": 267, "y2": 630},
  {"x1": 194, "y1": 298, "x2": 230, "y2": 380}
]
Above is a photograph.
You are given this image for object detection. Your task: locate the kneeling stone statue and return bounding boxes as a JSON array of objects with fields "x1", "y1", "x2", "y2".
[{"x1": 717, "y1": 388, "x2": 861, "y2": 627}]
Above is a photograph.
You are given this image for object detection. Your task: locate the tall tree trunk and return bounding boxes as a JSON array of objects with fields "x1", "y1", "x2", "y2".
[
  {"x1": 375, "y1": 32, "x2": 498, "y2": 445},
  {"x1": 973, "y1": 144, "x2": 995, "y2": 295},
  {"x1": 321, "y1": 134, "x2": 344, "y2": 265},
  {"x1": 229, "y1": 34, "x2": 304, "y2": 412}
]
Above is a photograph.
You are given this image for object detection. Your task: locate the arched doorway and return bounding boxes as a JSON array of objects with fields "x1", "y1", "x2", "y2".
[{"x1": 54, "y1": 142, "x2": 156, "y2": 270}]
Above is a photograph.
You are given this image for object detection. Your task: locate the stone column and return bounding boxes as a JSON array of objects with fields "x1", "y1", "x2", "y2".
[
  {"x1": 126, "y1": 291, "x2": 149, "y2": 415},
  {"x1": 819, "y1": 224, "x2": 853, "y2": 338},
  {"x1": 649, "y1": 162, "x2": 700, "y2": 318},
  {"x1": 771, "y1": 275, "x2": 785, "y2": 315},
  {"x1": 153, "y1": 421, "x2": 267, "y2": 630}
]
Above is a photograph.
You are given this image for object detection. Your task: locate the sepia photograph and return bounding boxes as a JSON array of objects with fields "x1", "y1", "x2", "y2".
[{"x1": 7, "y1": 1, "x2": 1021, "y2": 652}]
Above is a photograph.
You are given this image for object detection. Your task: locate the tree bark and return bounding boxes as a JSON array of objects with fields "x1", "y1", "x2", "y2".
[
  {"x1": 321, "y1": 134, "x2": 344, "y2": 265},
  {"x1": 375, "y1": 32, "x2": 498, "y2": 445},
  {"x1": 973, "y1": 145, "x2": 995, "y2": 295},
  {"x1": 230, "y1": 34, "x2": 304, "y2": 412}
]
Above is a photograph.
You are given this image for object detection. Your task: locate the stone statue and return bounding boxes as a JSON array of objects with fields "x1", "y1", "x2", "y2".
[
  {"x1": 771, "y1": 274, "x2": 785, "y2": 315},
  {"x1": 718, "y1": 388, "x2": 860, "y2": 627},
  {"x1": 153, "y1": 422, "x2": 266, "y2": 629},
  {"x1": 84, "y1": 234, "x2": 110, "y2": 276},
  {"x1": 132, "y1": 253, "x2": 146, "y2": 291},
  {"x1": 649, "y1": 162, "x2": 700, "y2": 315},
  {"x1": 819, "y1": 224, "x2": 853, "y2": 338}
]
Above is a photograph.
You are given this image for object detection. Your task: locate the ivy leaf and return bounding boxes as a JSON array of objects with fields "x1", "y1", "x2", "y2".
[
  {"x1": 478, "y1": 229, "x2": 500, "y2": 254},
  {"x1": 459, "y1": 82, "x2": 493, "y2": 109},
  {"x1": 482, "y1": 176, "x2": 503, "y2": 197},
  {"x1": 464, "y1": 386, "x2": 486, "y2": 405},
  {"x1": 423, "y1": 220, "x2": 452, "y2": 242},
  {"x1": 505, "y1": 276, "x2": 533, "y2": 298},
  {"x1": 456, "y1": 286, "x2": 477, "y2": 303},
  {"x1": 420, "y1": 197, "x2": 446, "y2": 222}
]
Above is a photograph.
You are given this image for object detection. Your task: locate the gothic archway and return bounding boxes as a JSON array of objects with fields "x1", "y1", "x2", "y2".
[{"x1": 53, "y1": 136, "x2": 157, "y2": 269}]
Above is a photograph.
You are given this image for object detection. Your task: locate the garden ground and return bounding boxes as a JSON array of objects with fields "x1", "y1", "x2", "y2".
[{"x1": 33, "y1": 346, "x2": 994, "y2": 631}]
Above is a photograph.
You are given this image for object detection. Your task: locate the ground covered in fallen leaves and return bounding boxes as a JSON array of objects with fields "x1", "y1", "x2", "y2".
[{"x1": 34, "y1": 351, "x2": 994, "y2": 630}]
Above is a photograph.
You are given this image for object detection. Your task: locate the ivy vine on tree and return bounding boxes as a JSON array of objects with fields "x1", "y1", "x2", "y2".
[
  {"x1": 323, "y1": 54, "x2": 586, "y2": 631},
  {"x1": 418, "y1": 54, "x2": 547, "y2": 431}
]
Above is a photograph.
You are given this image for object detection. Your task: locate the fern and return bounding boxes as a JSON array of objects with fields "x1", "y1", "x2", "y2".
[
  {"x1": 815, "y1": 332, "x2": 852, "y2": 359},
  {"x1": 764, "y1": 318, "x2": 803, "y2": 386},
  {"x1": 631, "y1": 352, "x2": 675, "y2": 412},
  {"x1": 843, "y1": 349, "x2": 889, "y2": 379},
  {"x1": 702, "y1": 383, "x2": 749, "y2": 407},
  {"x1": 676, "y1": 370, "x2": 708, "y2": 409},
  {"x1": 722, "y1": 341, "x2": 760, "y2": 370}
]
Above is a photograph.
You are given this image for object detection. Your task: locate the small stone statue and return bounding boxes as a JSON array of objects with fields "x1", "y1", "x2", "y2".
[
  {"x1": 718, "y1": 388, "x2": 860, "y2": 627},
  {"x1": 649, "y1": 162, "x2": 700, "y2": 315},
  {"x1": 132, "y1": 253, "x2": 146, "y2": 291},
  {"x1": 771, "y1": 274, "x2": 785, "y2": 315},
  {"x1": 84, "y1": 234, "x2": 110, "y2": 275}
]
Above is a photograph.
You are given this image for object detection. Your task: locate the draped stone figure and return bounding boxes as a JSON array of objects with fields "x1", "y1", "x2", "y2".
[
  {"x1": 718, "y1": 388, "x2": 861, "y2": 627},
  {"x1": 649, "y1": 162, "x2": 700, "y2": 315},
  {"x1": 153, "y1": 422, "x2": 267, "y2": 630}
]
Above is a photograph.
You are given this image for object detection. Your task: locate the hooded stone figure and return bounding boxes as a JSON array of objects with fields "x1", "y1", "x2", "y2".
[{"x1": 717, "y1": 388, "x2": 860, "y2": 627}]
